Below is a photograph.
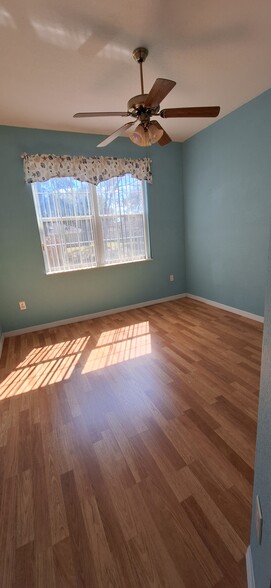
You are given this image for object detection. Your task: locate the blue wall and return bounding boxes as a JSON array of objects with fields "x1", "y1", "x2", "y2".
[
  {"x1": 0, "y1": 126, "x2": 185, "y2": 332},
  {"x1": 183, "y1": 89, "x2": 271, "y2": 316},
  {"x1": 251, "y1": 231, "x2": 271, "y2": 587}
]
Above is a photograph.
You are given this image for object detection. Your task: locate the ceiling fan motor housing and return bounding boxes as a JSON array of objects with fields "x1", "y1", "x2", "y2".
[{"x1": 127, "y1": 94, "x2": 160, "y2": 116}]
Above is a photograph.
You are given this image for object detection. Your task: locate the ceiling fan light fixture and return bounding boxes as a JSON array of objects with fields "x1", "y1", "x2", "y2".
[{"x1": 129, "y1": 122, "x2": 163, "y2": 147}]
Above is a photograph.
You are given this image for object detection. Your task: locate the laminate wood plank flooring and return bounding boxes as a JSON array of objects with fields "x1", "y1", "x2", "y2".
[{"x1": 0, "y1": 298, "x2": 262, "y2": 587}]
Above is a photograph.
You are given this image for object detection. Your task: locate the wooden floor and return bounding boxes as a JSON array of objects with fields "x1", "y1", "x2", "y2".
[{"x1": 0, "y1": 298, "x2": 262, "y2": 587}]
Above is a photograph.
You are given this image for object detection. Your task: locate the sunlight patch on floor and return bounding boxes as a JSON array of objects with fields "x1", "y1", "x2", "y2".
[
  {"x1": 0, "y1": 321, "x2": 152, "y2": 398},
  {"x1": 82, "y1": 321, "x2": 151, "y2": 373},
  {"x1": 0, "y1": 336, "x2": 89, "y2": 398}
]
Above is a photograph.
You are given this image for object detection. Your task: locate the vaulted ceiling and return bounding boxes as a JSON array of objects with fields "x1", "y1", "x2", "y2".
[{"x1": 1, "y1": 0, "x2": 271, "y2": 142}]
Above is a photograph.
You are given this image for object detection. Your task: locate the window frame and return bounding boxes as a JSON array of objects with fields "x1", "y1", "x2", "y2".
[{"x1": 31, "y1": 175, "x2": 151, "y2": 275}]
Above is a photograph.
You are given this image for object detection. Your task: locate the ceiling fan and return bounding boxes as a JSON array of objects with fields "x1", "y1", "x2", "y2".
[{"x1": 73, "y1": 47, "x2": 220, "y2": 148}]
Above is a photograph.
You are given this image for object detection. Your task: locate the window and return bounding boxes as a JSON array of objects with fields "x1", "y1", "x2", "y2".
[{"x1": 31, "y1": 174, "x2": 151, "y2": 274}]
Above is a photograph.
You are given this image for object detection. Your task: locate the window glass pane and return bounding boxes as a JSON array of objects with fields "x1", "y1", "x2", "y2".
[
  {"x1": 101, "y1": 215, "x2": 146, "y2": 264},
  {"x1": 96, "y1": 174, "x2": 147, "y2": 265},
  {"x1": 37, "y1": 178, "x2": 92, "y2": 218},
  {"x1": 97, "y1": 175, "x2": 143, "y2": 215},
  {"x1": 42, "y1": 219, "x2": 96, "y2": 271}
]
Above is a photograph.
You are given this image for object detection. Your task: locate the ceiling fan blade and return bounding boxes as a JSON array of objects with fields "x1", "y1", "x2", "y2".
[
  {"x1": 144, "y1": 78, "x2": 176, "y2": 108},
  {"x1": 160, "y1": 106, "x2": 220, "y2": 118},
  {"x1": 151, "y1": 121, "x2": 172, "y2": 146},
  {"x1": 97, "y1": 122, "x2": 136, "y2": 148},
  {"x1": 73, "y1": 111, "x2": 129, "y2": 118}
]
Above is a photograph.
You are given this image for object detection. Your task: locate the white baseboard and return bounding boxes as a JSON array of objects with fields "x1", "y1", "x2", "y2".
[
  {"x1": 0, "y1": 333, "x2": 4, "y2": 359},
  {"x1": 246, "y1": 546, "x2": 256, "y2": 588},
  {"x1": 3, "y1": 293, "x2": 186, "y2": 337},
  {"x1": 3, "y1": 292, "x2": 264, "y2": 338},
  {"x1": 186, "y1": 294, "x2": 264, "y2": 323}
]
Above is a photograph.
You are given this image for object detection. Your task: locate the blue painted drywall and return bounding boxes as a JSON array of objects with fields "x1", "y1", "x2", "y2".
[
  {"x1": 250, "y1": 225, "x2": 271, "y2": 588},
  {"x1": 183, "y1": 89, "x2": 271, "y2": 316},
  {"x1": 0, "y1": 126, "x2": 185, "y2": 332}
]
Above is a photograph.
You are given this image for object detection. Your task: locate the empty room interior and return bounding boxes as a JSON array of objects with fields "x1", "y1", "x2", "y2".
[{"x1": 1, "y1": 1, "x2": 271, "y2": 587}]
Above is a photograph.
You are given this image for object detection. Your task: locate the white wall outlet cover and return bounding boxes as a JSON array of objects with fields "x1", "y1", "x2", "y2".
[
  {"x1": 19, "y1": 301, "x2": 27, "y2": 310},
  {"x1": 255, "y1": 495, "x2": 263, "y2": 545}
]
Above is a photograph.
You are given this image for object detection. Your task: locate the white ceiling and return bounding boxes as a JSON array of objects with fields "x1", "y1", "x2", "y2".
[{"x1": 1, "y1": 0, "x2": 271, "y2": 143}]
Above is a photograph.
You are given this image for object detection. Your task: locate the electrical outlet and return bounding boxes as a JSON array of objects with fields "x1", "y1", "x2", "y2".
[
  {"x1": 19, "y1": 301, "x2": 27, "y2": 311},
  {"x1": 169, "y1": 274, "x2": 175, "y2": 282},
  {"x1": 255, "y1": 495, "x2": 263, "y2": 544}
]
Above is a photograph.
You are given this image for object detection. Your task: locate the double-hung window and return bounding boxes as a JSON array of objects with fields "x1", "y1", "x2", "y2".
[{"x1": 31, "y1": 174, "x2": 151, "y2": 274}]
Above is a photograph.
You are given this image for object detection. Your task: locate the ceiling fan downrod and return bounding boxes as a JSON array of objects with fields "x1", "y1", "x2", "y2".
[{"x1": 132, "y1": 47, "x2": 148, "y2": 95}]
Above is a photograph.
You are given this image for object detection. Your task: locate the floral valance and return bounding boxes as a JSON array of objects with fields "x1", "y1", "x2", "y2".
[{"x1": 21, "y1": 153, "x2": 152, "y2": 185}]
